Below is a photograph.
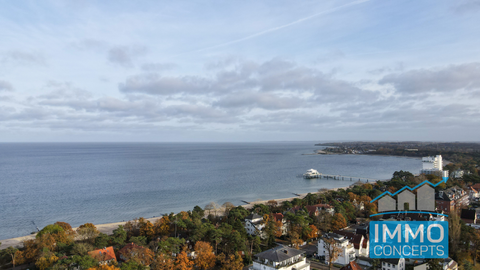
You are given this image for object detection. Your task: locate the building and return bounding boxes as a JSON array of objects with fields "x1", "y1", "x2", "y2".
[
  {"x1": 118, "y1": 242, "x2": 152, "y2": 265},
  {"x1": 341, "y1": 261, "x2": 363, "y2": 270},
  {"x1": 460, "y1": 209, "x2": 477, "y2": 224},
  {"x1": 88, "y1": 247, "x2": 117, "y2": 265},
  {"x1": 318, "y1": 233, "x2": 356, "y2": 266},
  {"x1": 435, "y1": 186, "x2": 469, "y2": 213},
  {"x1": 250, "y1": 245, "x2": 310, "y2": 270},
  {"x1": 244, "y1": 214, "x2": 265, "y2": 237},
  {"x1": 468, "y1": 186, "x2": 479, "y2": 201},
  {"x1": 290, "y1": 204, "x2": 334, "y2": 216},
  {"x1": 421, "y1": 155, "x2": 443, "y2": 174},
  {"x1": 381, "y1": 258, "x2": 405, "y2": 270},
  {"x1": 333, "y1": 229, "x2": 369, "y2": 257},
  {"x1": 414, "y1": 258, "x2": 458, "y2": 270}
]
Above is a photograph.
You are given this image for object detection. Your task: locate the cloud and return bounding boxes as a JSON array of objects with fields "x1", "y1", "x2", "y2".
[
  {"x1": 214, "y1": 92, "x2": 303, "y2": 111},
  {"x1": 70, "y1": 39, "x2": 108, "y2": 51},
  {"x1": 1, "y1": 51, "x2": 46, "y2": 66},
  {"x1": 107, "y1": 46, "x2": 147, "y2": 68},
  {"x1": 379, "y1": 62, "x2": 480, "y2": 94},
  {"x1": 119, "y1": 58, "x2": 376, "y2": 105},
  {"x1": 453, "y1": 0, "x2": 480, "y2": 13},
  {"x1": 0, "y1": 80, "x2": 13, "y2": 91},
  {"x1": 141, "y1": 62, "x2": 176, "y2": 71}
]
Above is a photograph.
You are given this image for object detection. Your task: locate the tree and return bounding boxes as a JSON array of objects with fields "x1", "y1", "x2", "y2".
[
  {"x1": 205, "y1": 202, "x2": 219, "y2": 217},
  {"x1": 194, "y1": 241, "x2": 215, "y2": 270},
  {"x1": 72, "y1": 242, "x2": 94, "y2": 256},
  {"x1": 154, "y1": 216, "x2": 171, "y2": 236},
  {"x1": 331, "y1": 213, "x2": 347, "y2": 230},
  {"x1": 120, "y1": 260, "x2": 145, "y2": 270},
  {"x1": 217, "y1": 252, "x2": 244, "y2": 270},
  {"x1": 322, "y1": 237, "x2": 342, "y2": 270},
  {"x1": 306, "y1": 225, "x2": 319, "y2": 240},
  {"x1": 87, "y1": 265, "x2": 121, "y2": 270},
  {"x1": 274, "y1": 220, "x2": 283, "y2": 238},
  {"x1": 426, "y1": 259, "x2": 443, "y2": 270},
  {"x1": 222, "y1": 202, "x2": 235, "y2": 216},
  {"x1": 4, "y1": 247, "x2": 20, "y2": 270},
  {"x1": 449, "y1": 212, "x2": 461, "y2": 252},
  {"x1": 470, "y1": 230, "x2": 480, "y2": 266},
  {"x1": 77, "y1": 223, "x2": 100, "y2": 243},
  {"x1": 112, "y1": 225, "x2": 127, "y2": 246},
  {"x1": 151, "y1": 253, "x2": 174, "y2": 270},
  {"x1": 174, "y1": 249, "x2": 194, "y2": 270},
  {"x1": 121, "y1": 247, "x2": 154, "y2": 266}
]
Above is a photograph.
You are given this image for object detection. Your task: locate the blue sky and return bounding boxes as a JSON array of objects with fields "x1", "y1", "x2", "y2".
[{"x1": 1, "y1": 0, "x2": 480, "y2": 142}]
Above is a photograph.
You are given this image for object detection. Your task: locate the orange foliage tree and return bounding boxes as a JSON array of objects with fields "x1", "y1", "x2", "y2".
[
  {"x1": 331, "y1": 213, "x2": 347, "y2": 231},
  {"x1": 154, "y1": 216, "x2": 171, "y2": 236},
  {"x1": 217, "y1": 252, "x2": 244, "y2": 270},
  {"x1": 306, "y1": 225, "x2": 319, "y2": 239},
  {"x1": 175, "y1": 249, "x2": 194, "y2": 270},
  {"x1": 151, "y1": 253, "x2": 175, "y2": 270},
  {"x1": 194, "y1": 241, "x2": 215, "y2": 270},
  {"x1": 274, "y1": 220, "x2": 283, "y2": 238},
  {"x1": 87, "y1": 265, "x2": 121, "y2": 270}
]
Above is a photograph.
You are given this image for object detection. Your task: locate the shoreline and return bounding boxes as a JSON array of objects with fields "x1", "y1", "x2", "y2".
[{"x1": 0, "y1": 185, "x2": 352, "y2": 250}]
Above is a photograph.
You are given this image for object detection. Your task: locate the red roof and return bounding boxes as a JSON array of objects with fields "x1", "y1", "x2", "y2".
[
  {"x1": 341, "y1": 261, "x2": 363, "y2": 270},
  {"x1": 88, "y1": 246, "x2": 117, "y2": 262},
  {"x1": 272, "y1": 213, "x2": 284, "y2": 222},
  {"x1": 471, "y1": 183, "x2": 480, "y2": 190}
]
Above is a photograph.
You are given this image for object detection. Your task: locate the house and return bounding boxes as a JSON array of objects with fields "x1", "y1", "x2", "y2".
[
  {"x1": 352, "y1": 199, "x2": 365, "y2": 211},
  {"x1": 244, "y1": 214, "x2": 265, "y2": 237},
  {"x1": 414, "y1": 258, "x2": 458, "y2": 270},
  {"x1": 381, "y1": 258, "x2": 405, "y2": 270},
  {"x1": 468, "y1": 186, "x2": 479, "y2": 201},
  {"x1": 435, "y1": 186, "x2": 469, "y2": 214},
  {"x1": 290, "y1": 204, "x2": 334, "y2": 216},
  {"x1": 450, "y1": 170, "x2": 465, "y2": 179},
  {"x1": 318, "y1": 233, "x2": 356, "y2": 266},
  {"x1": 88, "y1": 247, "x2": 117, "y2": 265},
  {"x1": 333, "y1": 230, "x2": 369, "y2": 257},
  {"x1": 250, "y1": 245, "x2": 310, "y2": 270},
  {"x1": 460, "y1": 209, "x2": 477, "y2": 224},
  {"x1": 341, "y1": 261, "x2": 363, "y2": 270}
]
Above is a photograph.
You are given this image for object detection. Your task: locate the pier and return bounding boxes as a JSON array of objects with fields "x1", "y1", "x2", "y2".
[{"x1": 302, "y1": 173, "x2": 377, "y2": 182}]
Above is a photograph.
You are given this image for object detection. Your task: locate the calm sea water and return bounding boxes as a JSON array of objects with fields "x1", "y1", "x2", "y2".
[{"x1": 0, "y1": 142, "x2": 422, "y2": 240}]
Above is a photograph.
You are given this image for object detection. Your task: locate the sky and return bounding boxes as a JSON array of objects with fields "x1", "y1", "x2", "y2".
[{"x1": 1, "y1": 0, "x2": 480, "y2": 142}]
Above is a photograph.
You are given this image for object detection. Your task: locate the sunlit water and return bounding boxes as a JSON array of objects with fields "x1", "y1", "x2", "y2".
[{"x1": 0, "y1": 142, "x2": 421, "y2": 239}]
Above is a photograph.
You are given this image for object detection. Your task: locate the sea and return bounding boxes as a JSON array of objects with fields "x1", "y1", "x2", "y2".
[{"x1": 0, "y1": 142, "x2": 422, "y2": 240}]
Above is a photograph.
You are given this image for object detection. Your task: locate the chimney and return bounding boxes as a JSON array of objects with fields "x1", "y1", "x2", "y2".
[{"x1": 284, "y1": 250, "x2": 288, "y2": 254}]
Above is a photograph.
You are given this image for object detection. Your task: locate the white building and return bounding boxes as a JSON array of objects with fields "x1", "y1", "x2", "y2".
[
  {"x1": 381, "y1": 258, "x2": 405, "y2": 270},
  {"x1": 413, "y1": 258, "x2": 457, "y2": 270},
  {"x1": 421, "y1": 155, "x2": 446, "y2": 176},
  {"x1": 318, "y1": 233, "x2": 356, "y2": 266},
  {"x1": 244, "y1": 214, "x2": 265, "y2": 237},
  {"x1": 250, "y1": 245, "x2": 310, "y2": 270}
]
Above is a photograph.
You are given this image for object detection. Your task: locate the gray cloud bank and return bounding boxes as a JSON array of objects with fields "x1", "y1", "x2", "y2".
[{"x1": 1, "y1": 59, "x2": 480, "y2": 141}]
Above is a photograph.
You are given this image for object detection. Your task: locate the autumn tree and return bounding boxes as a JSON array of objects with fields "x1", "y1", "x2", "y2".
[
  {"x1": 87, "y1": 265, "x2": 121, "y2": 270},
  {"x1": 274, "y1": 220, "x2": 283, "y2": 238},
  {"x1": 154, "y1": 216, "x2": 171, "y2": 236},
  {"x1": 139, "y1": 220, "x2": 155, "y2": 240},
  {"x1": 121, "y1": 247, "x2": 155, "y2": 266},
  {"x1": 77, "y1": 223, "x2": 100, "y2": 243},
  {"x1": 194, "y1": 241, "x2": 215, "y2": 270},
  {"x1": 331, "y1": 213, "x2": 347, "y2": 231},
  {"x1": 35, "y1": 249, "x2": 59, "y2": 270},
  {"x1": 151, "y1": 253, "x2": 174, "y2": 270},
  {"x1": 217, "y1": 252, "x2": 244, "y2": 270},
  {"x1": 449, "y1": 212, "x2": 461, "y2": 252},
  {"x1": 306, "y1": 225, "x2": 319, "y2": 240},
  {"x1": 175, "y1": 248, "x2": 194, "y2": 270},
  {"x1": 322, "y1": 237, "x2": 342, "y2": 270}
]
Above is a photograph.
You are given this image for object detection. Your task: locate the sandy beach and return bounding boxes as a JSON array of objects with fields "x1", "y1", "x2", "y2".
[{"x1": 0, "y1": 185, "x2": 351, "y2": 250}]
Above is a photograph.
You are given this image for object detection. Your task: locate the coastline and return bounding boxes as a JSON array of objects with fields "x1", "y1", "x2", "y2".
[{"x1": 0, "y1": 185, "x2": 352, "y2": 250}]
